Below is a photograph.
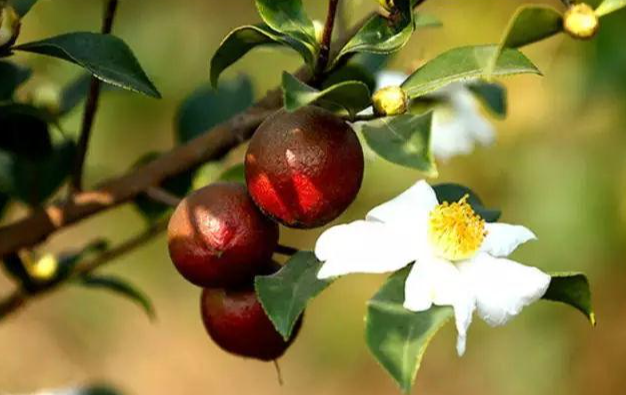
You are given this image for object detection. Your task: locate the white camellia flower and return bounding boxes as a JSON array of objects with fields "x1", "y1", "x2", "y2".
[
  {"x1": 375, "y1": 71, "x2": 495, "y2": 161},
  {"x1": 315, "y1": 180, "x2": 551, "y2": 356}
]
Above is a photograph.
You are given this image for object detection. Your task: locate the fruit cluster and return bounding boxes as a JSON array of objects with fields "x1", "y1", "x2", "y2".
[{"x1": 167, "y1": 106, "x2": 364, "y2": 361}]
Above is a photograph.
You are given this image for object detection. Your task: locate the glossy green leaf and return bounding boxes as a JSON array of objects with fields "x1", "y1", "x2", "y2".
[
  {"x1": 366, "y1": 267, "x2": 453, "y2": 393},
  {"x1": 282, "y1": 71, "x2": 371, "y2": 116},
  {"x1": 210, "y1": 24, "x2": 312, "y2": 88},
  {"x1": 402, "y1": 45, "x2": 541, "y2": 99},
  {"x1": 9, "y1": 0, "x2": 39, "y2": 17},
  {"x1": 219, "y1": 163, "x2": 246, "y2": 184},
  {"x1": 0, "y1": 61, "x2": 31, "y2": 100},
  {"x1": 596, "y1": 0, "x2": 626, "y2": 17},
  {"x1": 485, "y1": 6, "x2": 563, "y2": 77},
  {"x1": 543, "y1": 272, "x2": 595, "y2": 325},
  {"x1": 502, "y1": 6, "x2": 563, "y2": 49},
  {"x1": 467, "y1": 81, "x2": 507, "y2": 118},
  {"x1": 322, "y1": 63, "x2": 377, "y2": 94},
  {"x1": 334, "y1": 0, "x2": 413, "y2": 66},
  {"x1": 14, "y1": 33, "x2": 161, "y2": 98},
  {"x1": 79, "y1": 274, "x2": 156, "y2": 321},
  {"x1": 177, "y1": 75, "x2": 254, "y2": 143},
  {"x1": 0, "y1": 140, "x2": 75, "y2": 206},
  {"x1": 432, "y1": 183, "x2": 501, "y2": 222},
  {"x1": 255, "y1": 251, "x2": 332, "y2": 340},
  {"x1": 254, "y1": 0, "x2": 317, "y2": 48},
  {"x1": 361, "y1": 112, "x2": 437, "y2": 176},
  {"x1": 0, "y1": 103, "x2": 52, "y2": 158},
  {"x1": 132, "y1": 152, "x2": 192, "y2": 223}
]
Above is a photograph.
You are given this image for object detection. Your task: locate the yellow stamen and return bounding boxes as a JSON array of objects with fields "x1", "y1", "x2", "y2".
[{"x1": 428, "y1": 195, "x2": 486, "y2": 261}]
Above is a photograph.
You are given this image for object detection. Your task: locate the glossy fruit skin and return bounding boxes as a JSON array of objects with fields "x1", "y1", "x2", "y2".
[
  {"x1": 201, "y1": 286, "x2": 302, "y2": 361},
  {"x1": 167, "y1": 182, "x2": 279, "y2": 288},
  {"x1": 245, "y1": 106, "x2": 364, "y2": 228}
]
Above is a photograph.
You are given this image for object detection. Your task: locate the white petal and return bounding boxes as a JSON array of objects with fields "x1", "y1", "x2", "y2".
[
  {"x1": 458, "y1": 253, "x2": 551, "y2": 327},
  {"x1": 366, "y1": 180, "x2": 438, "y2": 225},
  {"x1": 315, "y1": 220, "x2": 416, "y2": 279},
  {"x1": 376, "y1": 71, "x2": 408, "y2": 90},
  {"x1": 480, "y1": 223, "x2": 537, "y2": 257},
  {"x1": 403, "y1": 258, "x2": 476, "y2": 356}
]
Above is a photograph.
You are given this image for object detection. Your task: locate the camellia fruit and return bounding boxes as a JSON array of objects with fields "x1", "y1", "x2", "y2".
[
  {"x1": 201, "y1": 284, "x2": 303, "y2": 361},
  {"x1": 167, "y1": 182, "x2": 279, "y2": 288},
  {"x1": 245, "y1": 106, "x2": 364, "y2": 228}
]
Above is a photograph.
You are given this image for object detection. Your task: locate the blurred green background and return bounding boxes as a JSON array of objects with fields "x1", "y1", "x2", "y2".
[{"x1": 1, "y1": 0, "x2": 625, "y2": 394}]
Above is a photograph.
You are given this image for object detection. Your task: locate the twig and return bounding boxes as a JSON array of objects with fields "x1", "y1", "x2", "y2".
[
  {"x1": 70, "y1": 0, "x2": 119, "y2": 192},
  {"x1": 275, "y1": 244, "x2": 299, "y2": 256},
  {"x1": 350, "y1": 113, "x2": 378, "y2": 123},
  {"x1": 313, "y1": 0, "x2": 340, "y2": 81},
  {"x1": 145, "y1": 187, "x2": 182, "y2": 208},
  {"x1": 0, "y1": 219, "x2": 167, "y2": 321}
]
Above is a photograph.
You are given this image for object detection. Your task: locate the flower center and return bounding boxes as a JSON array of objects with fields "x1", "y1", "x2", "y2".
[{"x1": 427, "y1": 195, "x2": 486, "y2": 261}]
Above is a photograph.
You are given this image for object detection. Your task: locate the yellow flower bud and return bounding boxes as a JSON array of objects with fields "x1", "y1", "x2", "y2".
[
  {"x1": 0, "y1": 6, "x2": 21, "y2": 49},
  {"x1": 27, "y1": 254, "x2": 59, "y2": 283},
  {"x1": 372, "y1": 86, "x2": 408, "y2": 116},
  {"x1": 563, "y1": 3, "x2": 599, "y2": 40}
]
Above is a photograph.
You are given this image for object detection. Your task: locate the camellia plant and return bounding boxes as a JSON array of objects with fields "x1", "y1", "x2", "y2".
[{"x1": 2, "y1": 0, "x2": 623, "y2": 393}]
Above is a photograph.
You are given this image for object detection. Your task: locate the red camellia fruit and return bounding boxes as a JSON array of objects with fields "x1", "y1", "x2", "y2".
[
  {"x1": 167, "y1": 182, "x2": 279, "y2": 288},
  {"x1": 201, "y1": 285, "x2": 302, "y2": 361},
  {"x1": 245, "y1": 106, "x2": 364, "y2": 228}
]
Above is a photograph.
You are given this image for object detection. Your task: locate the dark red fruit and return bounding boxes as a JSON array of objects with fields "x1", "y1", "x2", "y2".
[
  {"x1": 167, "y1": 182, "x2": 279, "y2": 288},
  {"x1": 201, "y1": 286, "x2": 302, "y2": 361},
  {"x1": 245, "y1": 106, "x2": 364, "y2": 228}
]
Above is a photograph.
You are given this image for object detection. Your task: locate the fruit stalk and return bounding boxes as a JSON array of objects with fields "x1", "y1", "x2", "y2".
[{"x1": 70, "y1": 0, "x2": 119, "y2": 192}]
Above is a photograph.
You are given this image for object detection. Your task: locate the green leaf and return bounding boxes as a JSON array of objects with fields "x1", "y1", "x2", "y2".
[
  {"x1": 282, "y1": 71, "x2": 371, "y2": 116},
  {"x1": 501, "y1": 6, "x2": 563, "y2": 49},
  {"x1": 334, "y1": 1, "x2": 414, "y2": 66},
  {"x1": 176, "y1": 75, "x2": 254, "y2": 143},
  {"x1": 485, "y1": 6, "x2": 563, "y2": 77},
  {"x1": 219, "y1": 163, "x2": 246, "y2": 184},
  {"x1": 322, "y1": 63, "x2": 377, "y2": 94},
  {"x1": 366, "y1": 267, "x2": 453, "y2": 393},
  {"x1": 543, "y1": 272, "x2": 595, "y2": 325},
  {"x1": 255, "y1": 251, "x2": 332, "y2": 340},
  {"x1": 79, "y1": 274, "x2": 156, "y2": 321},
  {"x1": 0, "y1": 140, "x2": 75, "y2": 206},
  {"x1": 254, "y1": 0, "x2": 317, "y2": 48},
  {"x1": 0, "y1": 103, "x2": 52, "y2": 158},
  {"x1": 467, "y1": 81, "x2": 507, "y2": 118},
  {"x1": 132, "y1": 152, "x2": 192, "y2": 223},
  {"x1": 0, "y1": 61, "x2": 31, "y2": 100},
  {"x1": 361, "y1": 112, "x2": 437, "y2": 176},
  {"x1": 9, "y1": 0, "x2": 39, "y2": 17},
  {"x1": 14, "y1": 33, "x2": 161, "y2": 98},
  {"x1": 210, "y1": 24, "x2": 312, "y2": 88},
  {"x1": 432, "y1": 183, "x2": 501, "y2": 222},
  {"x1": 596, "y1": 0, "x2": 626, "y2": 17},
  {"x1": 402, "y1": 45, "x2": 541, "y2": 99}
]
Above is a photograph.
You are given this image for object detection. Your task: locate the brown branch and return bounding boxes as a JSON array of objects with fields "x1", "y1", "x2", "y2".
[
  {"x1": 275, "y1": 244, "x2": 299, "y2": 256},
  {"x1": 71, "y1": 0, "x2": 119, "y2": 192},
  {"x1": 0, "y1": 219, "x2": 167, "y2": 321},
  {"x1": 0, "y1": 10, "x2": 377, "y2": 260},
  {"x1": 313, "y1": 0, "x2": 340, "y2": 81}
]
